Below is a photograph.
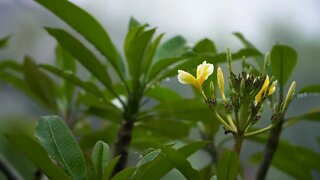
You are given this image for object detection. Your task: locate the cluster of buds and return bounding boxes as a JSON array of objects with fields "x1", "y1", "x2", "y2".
[{"x1": 178, "y1": 48, "x2": 296, "y2": 138}]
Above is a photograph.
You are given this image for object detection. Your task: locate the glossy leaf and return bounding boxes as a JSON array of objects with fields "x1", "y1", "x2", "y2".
[
  {"x1": 5, "y1": 134, "x2": 70, "y2": 179},
  {"x1": 35, "y1": 0, "x2": 123, "y2": 77},
  {"x1": 23, "y1": 57, "x2": 57, "y2": 110},
  {"x1": 92, "y1": 141, "x2": 110, "y2": 179},
  {"x1": 270, "y1": 45, "x2": 297, "y2": 87},
  {"x1": 45, "y1": 28, "x2": 114, "y2": 91},
  {"x1": 155, "y1": 36, "x2": 187, "y2": 61},
  {"x1": 35, "y1": 116, "x2": 87, "y2": 179},
  {"x1": 216, "y1": 149, "x2": 239, "y2": 180},
  {"x1": 193, "y1": 38, "x2": 216, "y2": 54}
]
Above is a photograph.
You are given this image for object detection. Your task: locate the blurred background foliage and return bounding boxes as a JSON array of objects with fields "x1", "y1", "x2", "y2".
[{"x1": 0, "y1": 0, "x2": 320, "y2": 180}]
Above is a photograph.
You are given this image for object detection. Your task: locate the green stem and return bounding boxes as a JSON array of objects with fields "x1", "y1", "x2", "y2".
[
  {"x1": 214, "y1": 111, "x2": 234, "y2": 133},
  {"x1": 227, "y1": 114, "x2": 237, "y2": 133},
  {"x1": 244, "y1": 124, "x2": 274, "y2": 137}
]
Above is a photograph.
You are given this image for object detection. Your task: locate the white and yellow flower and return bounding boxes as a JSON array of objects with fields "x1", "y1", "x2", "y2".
[
  {"x1": 177, "y1": 61, "x2": 213, "y2": 89},
  {"x1": 255, "y1": 76, "x2": 277, "y2": 105}
]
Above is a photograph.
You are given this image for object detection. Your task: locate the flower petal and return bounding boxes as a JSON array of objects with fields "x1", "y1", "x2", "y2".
[
  {"x1": 217, "y1": 67, "x2": 226, "y2": 100},
  {"x1": 196, "y1": 61, "x2": 214, "y2": 87},
  {"x1": 177, "y1": 70, "x2": 196, "y2": 85},
  {"x1": 255, "y1": 75, "x2": 270, "y2": 105},
  {"x1": 268, "y1": 80, "x2": 277, "y2": 95}
]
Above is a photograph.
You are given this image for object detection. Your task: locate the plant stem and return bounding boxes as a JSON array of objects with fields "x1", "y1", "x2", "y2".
[
  {"x1": 256, "y1": 120, "x2": 283, "y2": 180},
  {"x1": 112, "y1": 120, "x2": 134, "y2": 175},
  {"x1": 214, "y1": 111, "x2": 234, "y2": 132},
  {"x1": 0, "y1": 153, "x2": 23, "y2": 180},
  {"x1": 233, "y1": 135, "x2": 243, "y2": 155},
  {"x1": 227, "y1": 115, "x2": 237, "y2": 132}
]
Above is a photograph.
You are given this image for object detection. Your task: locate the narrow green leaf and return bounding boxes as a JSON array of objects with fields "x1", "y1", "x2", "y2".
[
  {"x1": 193, "y1": 38, "x2": 216, "y2": 54},
  {"x1": 102, "y1": 156, "x2": 120, "y2": 180},
  {"x1": 35, "y1": 0, "x2": 122, "y2": 77},
  {"x1": 112, "y1": 168, "x2": 136, "y2": 180},
  {"x1": 216, "y1": 149, "x2": 239, "y2": 180},
  {"x1": 35, "y1": 116, "x2": 87, "y2": 179},
  {"x1": 23, "y1": 57, "x2": 57, "y2": 110},
  {"x1": 5, "y1": 134, "x2": 70, "y2": 180},
  {"x1": 55, "y1": 44, "x2": 76, "y2": 73},
  {"x1": 298, "y1": 84, "x2": 320, "y2": 97},
  {"x1": 45, "y1": 28, "x2": 114, "y2": 91},
  {"x1": 136, "y1": 149, "x2": 161, "y2": 167},
  {"x1": 233, "y1": 32, "x2": 256, "y2": 49},
  {"x1": 147, "y1": 57, "x2": 185, "y2": 81},
  {"x1": 285, "y1": 108, "x2": 320, "y2": 126},
  {"x1": 0, "y1": 60, "x2": 22, "y2": 72},
  {"x1": 0, "y1": 35, "x2": 10, "y2": 49},
  {"x1": 40, "y1": 64, "x2": 103, "y2": 98},
  {"x1": 92, "y1": 141, "x2": 110, "y2": 179},
  {"x1": 155, "y1": 36, "x2": 187, "y2": 61},
  {"x1": 270, "y1": 45, "x2": 297, "y2": 87},
  {"x1": 125, "y1": 28, "x2": 156, "y2": 80}
]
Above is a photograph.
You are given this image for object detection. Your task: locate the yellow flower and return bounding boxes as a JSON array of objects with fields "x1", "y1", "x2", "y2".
[
  {"x1": 177, "y1": 61, "x2": 213, "y2": 89},
  {"x1": 255, "y1": 76, "x2": 277, "y2": 105},
  {"x1": 217, "y1": 67, "x2": 226, "y2": 101}
]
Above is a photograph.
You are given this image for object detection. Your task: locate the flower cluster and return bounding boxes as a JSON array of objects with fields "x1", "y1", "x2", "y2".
[{"x1": 177, "y1": 48, "x2": 296, "y2": 138}]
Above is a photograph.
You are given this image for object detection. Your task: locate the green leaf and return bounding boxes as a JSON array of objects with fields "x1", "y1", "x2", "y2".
[
  {"x1": 285, "y1": 108, "x2": 320, "y2": 126},
  {"x1": 145, "y1": 86, "x2": 182, "y2": 101},
  {"x1": 250, "y1": 141, "x2": 318, "y2": 179},
  {"x1": 0, "y1": 35, "x2": 10, "y2": 49},
  {"x1": 128, "y1": 17, "x2": 141, "y2": 30},
  {"x1": 233, "y1": 32, "x2": 256, "y2": 49},
  {"x1": 55, "y1": 44, "x2": 76, "y2": 73},
  {"x1": 193, "y1": 38, "x2": 216, "y2": 54},
  {"x1": 35, "y1": 0, "x2": 123, "y2": 77},
  {"x1": 112, "y1": 168, "x2": 136, "y2": 180},
  {"x1": 35, "y1": 116, "x2": 87, "y2": 179},
  {"x1": 40, "y1": 64, "x2": 103, "y2": 98},
  {"x1": 79, "y1": 125, "x2": 118, "y2": 149},
  {"x1": 45, "y1": 28, "x2": 114, "y2": 91},
  {"x1": 102, "y1": 156, "x2": 120, "y2": 180},
  {"x1": 0, "y1": 60, "x2": 22, "y2": 72},
  {"x1": 133, "y1": 141, "x2": 207, "y2": 180},
  {"x1": 297, "y1": 84, "x2": 320, "y2": 97},
  {"x1": 216, "y1": 149, "x2": 239, "y2": 180},
  {"x1": 92, "y1": 141, "x2": 110, "y2": 179},
  {"x1": 23, "y1": 57, "x2": 57, "y2": 110},
  {"x1": 136, "y1": 149, "x2": 161, "y2": 167},
  {"x1": 270, "y1": 45, "x2": 297, "y2": 87},
  {"x1": 125, "y1": 28, "x2": 156, "y2": 81},
  {"x1": 155, "y1": 36, "x2": 187, "y2": 61},
  {"x1": 5, "y1": 134, "x2": 70, "y2": 179}
]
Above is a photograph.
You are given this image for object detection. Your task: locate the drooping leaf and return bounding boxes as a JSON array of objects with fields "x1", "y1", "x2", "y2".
[
  {"x1": 40, "y1": 64, "x2": 103, "y2": 98},
  {"x1": 193, "y1": 38, "x2": 216, "y2": 54},
  {"x1": 0, "y1": 35, "x2": 10, "y2": 49},
  {"x1": 35, "y1": 116, "x2": 87, "y2": 179},
  {"x1": 5, "y1": 134, "x2": 70, "y2": 179},
  {"x1": 154, "y1": 36, "x2": 187, "y2": 61},
  {"x1": 285, "y1": 108, "x2": 320, "y2": 126},
  {"x1": 23, "y1": 57, "x2": 57, "y2": 110},
  {"x1": 270, "y1": 45, "x2": 297, "y2": 87},
  {"x1": 216, "y1": 149, "x2": 239, "y2": 180},
  {"x1": 35, "y1": 0, "x2": 123, "y2": 77},
  {"x1": 0, "y1": 60, "x2": 22, "y2": 72},
  {"x1": 45, "y1": 28, "x2": 113, "y2": 89},
  {"x1": 132, "y1": 141, "x2": 207, "y2": 180},
  {"x1": 92, "y1": 141, "x2": 110, "y2": 179}
]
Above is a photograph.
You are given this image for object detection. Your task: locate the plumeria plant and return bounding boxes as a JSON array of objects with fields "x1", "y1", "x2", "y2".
[{"x1": 178, "y1": 48, "x2": 296, "y2": 157}]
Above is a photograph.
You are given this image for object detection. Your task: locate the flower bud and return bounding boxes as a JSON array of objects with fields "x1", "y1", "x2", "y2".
[
  {"x1": 281, "y1": 81, "x2": 296, "y2": 113},
  {"x1": 226, "y1": 47, "x2": 233, "y2": 73},
  {"x1": 217, "y1": 67, "x2": 226, "y2": 101}
]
